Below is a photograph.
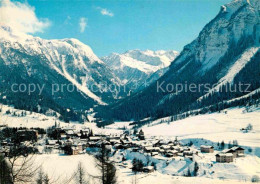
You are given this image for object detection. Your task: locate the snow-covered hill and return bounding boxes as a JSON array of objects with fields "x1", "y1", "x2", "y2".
[
  {"x1": 102, "y1": 50, "x2": 178, "y2": 91},
  {"x1": 142, "y1": 107, "x2": 260, "y2": 148}
]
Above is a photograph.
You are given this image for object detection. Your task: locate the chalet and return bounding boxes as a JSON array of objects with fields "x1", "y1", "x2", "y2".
[
  {"x1": 230, "y1": 146, "x2": 245, "y2": 157},
  {"x1": 47, "y1": 139, "x2": 57, "y2": 146},
  {"x1": 168, "y1": 141, "x2": 174, "y2": 147},
  {"x1": 177, "y1": 152, "x2": 183, "y2": 157},
  {"x1": 165, "y1": 152, "x2": 174, "y2": 157},
  {"x1": 216, "y1": 153, "x2": 233, "y2": 163},
  {"x1": 65, "y1": 130, "x2": 77, "y2": 138},
  {"x1": 153, "y1": 147, "x2": 160, "y2": 152},
  {"x1": 223, "y1": 146, "x2": 245, "y2": 158},
  {"x1": 183, "y1": 149, "x2": 198, "y2": 157},
  {"x1": 183, "y1": 151, "x2": 193, "y2": 157},
  {"x1": 64, "y1": 146, "x2": 80, "y2": 155},
  {"x1": 200, "y1": 145, "x2": 214, "y2": 153},
  {"x1": 109, "y1": 135, "x2": 121, "y2": 141},
  {"x1": 172, "y1": 146, "x2": 181, "y2": 152},
  {"x1": 160, "y1": 145, "x2": 171, "y2": 151},
  {"x1": 170, "y1": 150, "x2": 178, "y2": 156},
  {"x1": 153, "y1": 140, "x2": 163, "y2": 147},
  {"x1": 159, "y1": 149, "x2": 165, "y2": 154},
  {"x1": 183, "y1": 147, "x2": 190, "y2": 151},
  {"x1": 151, "y1": 151, "x2": 159, "y2": 156},
  {"x1": 144, "y1": 146, "x2": 154, "y2": 153},
  {"x1": 76, "y1": 143, "x2": 83, "y2": 152},
  {"x1": 89, "y1": 136, "x2": 102, "y2": 142},
  {"x1": 64, "y1": 139, "x2": 73, "y2": 146},
  {"x1": 60, "y1": 134, "x2": 67, "y2": 140},
  {"x1": 165, "y1": 150, "x2": 178, "y2": 157},
  {"x1": 142, "y1": 166, "x2": 154, "y2": 173}
]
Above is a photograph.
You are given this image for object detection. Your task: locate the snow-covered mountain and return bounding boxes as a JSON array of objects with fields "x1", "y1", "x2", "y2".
[
  {"x1": 102, "y1": 50, "x2": 178, "y2": 91},
  {"x1": 107, "y1": 0, "x2": 260, "y2": 121},
  {"x1": 0, "y1": 26, "x2": 124, "y2": 121}
]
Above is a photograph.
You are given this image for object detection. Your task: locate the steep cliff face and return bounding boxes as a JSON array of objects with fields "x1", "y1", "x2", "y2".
[{"x1": 108, "y1": 0, "x2": 260, "y2": 120}]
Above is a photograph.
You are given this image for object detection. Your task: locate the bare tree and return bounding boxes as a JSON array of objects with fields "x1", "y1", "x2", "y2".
[
  {"x1": 43, "y1": 174, "x2": 50, "y2": 184},
  {"x1": 8, "y1": 154, "x2": 39, "y2": 183},
  {"x1": 104, "y1": 162, "x2": 116, "y2": 184},
  {"x1": 6, "y1": 144, "x2": 40, "y2": 183},
  {"x1": 36, "y1": 168, "x2": 44, "y2": 184},
  {"x1": 96, "y1": 144, "x2": 117, "y2": 184},
  {"x1": 35, "y1": 166, "x2": 64, "y2": 184},
  {"x1": 131, "y1": 172, "x2": 138, "y2": 184},
  {"x1": 75, "y1": 162, "x2": 88, "y2": 184}
]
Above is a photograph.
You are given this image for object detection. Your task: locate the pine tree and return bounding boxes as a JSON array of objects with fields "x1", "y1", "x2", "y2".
[
  {"x1": 187, "y1": 168, "x2": 192, "y2": 177},
  {"x1": 220, "y1": 141, "x2": 225, "y2": 150},
  {"x1": 96, "y1": 144, "x2": 116, "y2": 184},
  {"x1": 194, "y1": 162, "x2": 199, "y2": 176}
]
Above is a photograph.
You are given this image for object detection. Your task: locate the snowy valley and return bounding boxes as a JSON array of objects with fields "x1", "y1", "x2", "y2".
[
  {"x1": 0, "y1": 104, "x2": 260, "y2": 183},
  {"x1": 0, "y1": 0, "x2": 259, "y2": 183}
]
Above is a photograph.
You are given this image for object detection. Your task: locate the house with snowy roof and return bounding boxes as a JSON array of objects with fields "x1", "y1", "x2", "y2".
[
  {"x1": 216, "y1": 153, "x2": 233, "y2": 163},
  {"x1": 223, "y1": 146, "x2": 245, "y2": 158},
  {"x1": 200, "y1": 145, "x2": 214, "y2": 153}
]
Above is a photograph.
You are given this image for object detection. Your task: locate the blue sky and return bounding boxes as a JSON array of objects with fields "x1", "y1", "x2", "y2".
[{"x1": 13, "y1": 0, "x2": 231, "y2": 56}]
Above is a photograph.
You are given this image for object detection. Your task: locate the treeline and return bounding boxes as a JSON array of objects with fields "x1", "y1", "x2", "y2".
[{"x1": 94, "y1": 35, "x2": 259, "y2": 123}]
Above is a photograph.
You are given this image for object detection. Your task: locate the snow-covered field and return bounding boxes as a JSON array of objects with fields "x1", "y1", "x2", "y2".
[
  {"x1": 117, "y1": 169, "x2": 255, "y2": 184},
  {"x1": 34, "y1": 153, "x2": 257, "y2": 184},
  {"x1": 142, "y1": 107, "x2": 260, "y2": 148},
  {"x1": 32, "y1": 152, "x2": 260, "y2": 184},
  {"x1": 1, "y1": 104, "x2": 260, "y2": 183},
  {"x1": 33, "y1": 154, "x2": 100, "y2": 184}
]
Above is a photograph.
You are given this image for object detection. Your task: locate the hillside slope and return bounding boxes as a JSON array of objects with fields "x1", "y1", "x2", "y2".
[
  {"x1": 107, "y1": 0, "x2": 260, "y2": 121},
  {"x1": 0, "y1": 26, "x2": 123, "y2": 121}
]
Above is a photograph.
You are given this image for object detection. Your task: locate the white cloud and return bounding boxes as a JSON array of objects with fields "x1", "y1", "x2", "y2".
[
  {"x1": 79, "y1": 17, "x2": 87, "y2": 33},
  {"x1": 0, "y1": 0, "x2": 50, "y2": 34},
  {"x1": 96, "y1": 7, "x2": 114, "y2": 17}
]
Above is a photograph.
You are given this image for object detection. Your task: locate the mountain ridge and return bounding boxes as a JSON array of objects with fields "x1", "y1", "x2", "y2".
[
  {"x1": 103, "y1": 0, "x2": 260, "y2": 121},
  {"x1": 102, "y1": 49, "x2": 179, "y2": 91}
]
